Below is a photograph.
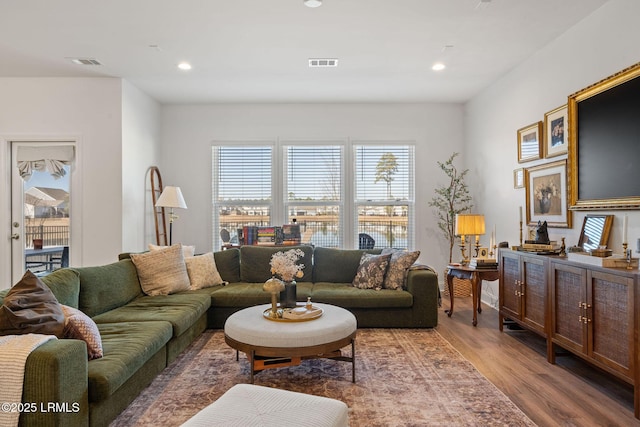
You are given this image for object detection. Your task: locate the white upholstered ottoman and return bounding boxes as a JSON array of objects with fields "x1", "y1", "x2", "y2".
[{"x1": 181, "y1": 384, "x2": 349, "y2": 427}]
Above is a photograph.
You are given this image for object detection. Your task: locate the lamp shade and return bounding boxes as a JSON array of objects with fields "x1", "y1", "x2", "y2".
[
  {"x1": 455, "y1": 214, "x2": 485, "y2": 236},
  {"x1": 155, "y1": 186, "x2": 188, "y2": 209}
]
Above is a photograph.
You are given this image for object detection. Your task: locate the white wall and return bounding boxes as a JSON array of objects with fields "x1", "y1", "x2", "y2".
[
  {"x1": 0, "y1": 77, "x2": 123, "y2": 287},
  {"x1": 121, "y1": 80, "x2": 161, "y2": 253},
  {"x1": 160, "y1": 103, "x2": 464, "y2": 273},
  {"x1": 465, "y1": 0, "x2": 640, "y2": 308}
]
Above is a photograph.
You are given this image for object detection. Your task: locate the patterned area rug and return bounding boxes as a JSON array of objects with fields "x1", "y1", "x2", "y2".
[{"x1": 111, "y1": 329, "x2": 536, "y2": 426}]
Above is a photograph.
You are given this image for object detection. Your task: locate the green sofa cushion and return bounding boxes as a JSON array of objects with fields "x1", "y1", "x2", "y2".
[
  {"x1": 310, "y1": 282, "x2": 413, "y2": 308},
  {"x1": 312, "y1": 247, "x2": 380, "y2": 283},
  {"x1": 210, "y1": 282, "x2": 313, "y2": 307},
  {"x1": 88, "y1": 321, "x2": 172, "y2": 402},
  {"x1": 41, "y1": 268, "x2": 81, "y2": 308},
  {"x1": 91, "y1": 293, "x2": 211, "y2": 337},
  {"x1": 240, "y1": 245, "x2": 313, "y2": 283},
  {"x1": 76, "y1": 260, "x2": 143, "y2": 318},
  {"x1": 213, "y1": 248, "x2": 241, "y2": 283}
]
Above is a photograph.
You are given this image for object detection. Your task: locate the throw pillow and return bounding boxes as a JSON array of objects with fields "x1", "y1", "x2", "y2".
[
  {"x1": 149, "y1": 243, "x2": 196, "y2": 258},
  {"x1": 381, "y1": 249, "x2": 421, "y2": 290},
  {"x1": 61, "y1": 305, "x2": 103, "y2": 360},
  {"x1": 185, "y1": 252, "x2": 225, "y2": 290},
  {"x1": 0, "y1": 270, "x2": 65, "y2": 337},
  {"x1": 352, "y1": 253, "x2": 391, "y2": 290},
  {"x1": 130, "y1": 245, "x2": 191, "y2": 296}
]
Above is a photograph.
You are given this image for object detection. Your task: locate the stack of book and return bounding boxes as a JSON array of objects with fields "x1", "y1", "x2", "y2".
[
  {"x1": 256, "y1": 226, "x2": 277, "y2": 245},
  {"x1": 518, "y1": 241, "x2": 561, "y2": 253},
  {"x1": 281, "y1": 224, "x2": 301, "y2": 245},
  {"x1": 469, "y1": 258, "x2": 498, "y2": 269}
]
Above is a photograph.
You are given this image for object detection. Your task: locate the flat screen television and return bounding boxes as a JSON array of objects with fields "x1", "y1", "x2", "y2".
[{"x1": 568, "y1": 62, "x2": 640, "y2": 210}]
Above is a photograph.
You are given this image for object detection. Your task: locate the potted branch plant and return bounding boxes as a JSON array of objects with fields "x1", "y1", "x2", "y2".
[{"x1": 429, "y1": 153, "x2": 473, "y2": 296}]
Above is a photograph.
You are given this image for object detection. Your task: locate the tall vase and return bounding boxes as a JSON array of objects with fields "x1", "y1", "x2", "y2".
[
  {"x1": 279, "y1": 280, "x2": 297, "y2": 308},
  {"x1": 539, "y1": 196, "x2": 551, "y2": 214}
]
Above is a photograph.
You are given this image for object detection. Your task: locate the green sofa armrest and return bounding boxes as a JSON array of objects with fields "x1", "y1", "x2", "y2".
[
  {"x1": 405, "y1": 268, "x2": 439, "y2": 326},
  {"x1": 21, "y1": 339, "x2": 89, "y2": 427}
]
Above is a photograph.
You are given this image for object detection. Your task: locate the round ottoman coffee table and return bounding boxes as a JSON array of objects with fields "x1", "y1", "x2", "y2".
[{"x1": 224, "y1": 303, "x2": 357, "y2": 383}]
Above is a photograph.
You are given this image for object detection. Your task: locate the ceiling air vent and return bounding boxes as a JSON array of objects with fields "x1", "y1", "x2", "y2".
[
  {"x1": 309, "y1": 58, "x2": 338, "y2": 68},
  {"x1": 69, "y1": 58, "x2": 102, "y2": 66}
]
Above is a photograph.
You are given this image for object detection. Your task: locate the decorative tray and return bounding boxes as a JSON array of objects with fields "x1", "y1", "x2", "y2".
[{"x1": 263, "y1": 304, "x2": 324, "y2": 322}]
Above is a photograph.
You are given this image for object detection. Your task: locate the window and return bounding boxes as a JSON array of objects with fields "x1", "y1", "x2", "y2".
[
  {"x1": 284, "y1": 144, "x2": 343, "y2": 247},
  {"x1": 212, "y1": 145, "x2": 273, "y2": 244},
  {"x1": 212, "y1": 140, "x2": 414, "y2": 250},
  {"x1": 354, "y1": 144, "x2": 414, "y2": 249}
]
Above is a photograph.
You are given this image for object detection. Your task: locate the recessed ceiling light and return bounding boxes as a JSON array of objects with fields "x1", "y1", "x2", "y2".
[
  {"x1": 432, "y1": 63, "x2": 446, "y2": 71},
  {"x1": 178, "y1": 62, "x2": 192, "y2": 71},
  {"x1": 304, "y1": 0, "x2": 322, "y2": 8}
]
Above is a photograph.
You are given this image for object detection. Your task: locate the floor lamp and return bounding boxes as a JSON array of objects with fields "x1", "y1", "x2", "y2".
[{"x1": 155, "y1": 186, "x2": 188, "y2": 245}]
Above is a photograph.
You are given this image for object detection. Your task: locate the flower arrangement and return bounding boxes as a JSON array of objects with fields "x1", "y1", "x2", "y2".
[
  {"x1": 534, "y1": 179, "x2": 558, "y2": 200},
  {"x1": 270, "y1": 249, "x2": 305, "y2": 282}
]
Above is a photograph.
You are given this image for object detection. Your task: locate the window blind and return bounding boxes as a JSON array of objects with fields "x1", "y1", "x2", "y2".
[{"x1": 216, "y1": 146, "x2": 272, "y2": 201}]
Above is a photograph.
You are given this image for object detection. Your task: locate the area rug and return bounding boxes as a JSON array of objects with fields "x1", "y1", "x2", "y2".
[{"x1": 111, "y1": 329, "x2": 536, "y2": 426}]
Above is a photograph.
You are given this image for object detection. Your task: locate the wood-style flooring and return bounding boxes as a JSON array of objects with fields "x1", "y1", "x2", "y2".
[{"x1": 436, "y1": 294, "x2": 640, "y2": 427}]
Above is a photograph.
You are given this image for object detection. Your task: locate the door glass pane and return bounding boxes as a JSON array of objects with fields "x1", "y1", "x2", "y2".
[{"x1": 23, "y1": 166, "x2": 70, "y2": 274}]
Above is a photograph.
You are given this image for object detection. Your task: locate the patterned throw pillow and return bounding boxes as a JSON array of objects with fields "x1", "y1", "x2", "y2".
[
  {"x1": 352, "y1": 253, "x2": 392, "y2": 290},
  {"x1": 61, "y1": 305, "x2": 103, "y2": 360},
  {"x1": 381, "y1": 249, "x2": 421, "y2": 290},
  {"x1": 185, "y1": 252, "x2": 225, "y2": 290},
  {"x1": 131, "y1": 244, "x2": 191, "y2": 296}
]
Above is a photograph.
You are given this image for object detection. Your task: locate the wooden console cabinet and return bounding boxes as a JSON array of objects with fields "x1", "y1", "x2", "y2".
[
  {"x1": 549, "y1": 259, "x2": 639, "y2": 417},
  {"x1": 499, "y1": 249, "x2": 640, "y2": 418},
  {"x1": 498, "y1": 249, "x2": 548, "y2": 337}
]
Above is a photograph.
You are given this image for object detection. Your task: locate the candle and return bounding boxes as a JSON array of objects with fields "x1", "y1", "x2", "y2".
[
  {"x1": 623, "y1": 214, "x2": 628, "y2": 244},
  {"x1": 519, "y1": 206, "x2": 523, "y2": 222},
  {"x1": 475, "y1": 235, "x2": 479, "y2": 244},
  {"x1": 461, "y1": 235, "x2": 465, "y2": 245}
]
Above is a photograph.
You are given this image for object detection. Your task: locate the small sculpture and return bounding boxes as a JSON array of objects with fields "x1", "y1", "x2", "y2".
[{"x1": 534, "y1": 221, "x2": 550, "y2": 244}]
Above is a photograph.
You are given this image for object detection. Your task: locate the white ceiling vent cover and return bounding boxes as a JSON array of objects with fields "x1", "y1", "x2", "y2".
[
  {"x1": 69, "y1": 58, "x2": 102, "y2": 66},
  {"x1": 309, "y1": 58, "x2": 338, "y2": 67}
]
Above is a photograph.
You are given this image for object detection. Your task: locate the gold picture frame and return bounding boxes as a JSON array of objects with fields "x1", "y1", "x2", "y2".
[
  {"x1": 568, "y1": 62, "x2": 640, "y2": 210},
  {"x1": 513, "y1": 168, "x2": 524, "y2": 189},
  {"x1": 525, "y1": 159, "x2": 571, "y2": 228},
  {"x1": 517, "y1": 122, "x2": 542, "y2": 163},
  {"x1": 544, "y1": 104, "x2": 568, "y2": 158}
]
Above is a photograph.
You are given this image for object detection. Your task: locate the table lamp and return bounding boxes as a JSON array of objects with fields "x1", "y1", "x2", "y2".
[{"x1": 455, "y1": 214, "x2": 485, "y2": 264}]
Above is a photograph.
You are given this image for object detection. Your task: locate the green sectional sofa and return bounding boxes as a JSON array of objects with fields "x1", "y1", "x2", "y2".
[{"x1": 0, "y1": 245, "x2": 439, "y2": 427}]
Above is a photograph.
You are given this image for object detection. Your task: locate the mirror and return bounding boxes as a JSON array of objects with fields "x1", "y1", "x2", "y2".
[{"x1": 577, "y1": 215, "x2": 613, "y2": 252}]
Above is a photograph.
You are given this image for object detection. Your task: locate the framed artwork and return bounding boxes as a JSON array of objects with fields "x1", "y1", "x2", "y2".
[
  {"x1": 525, "y1": 159, "x2": 571, "y2": 228},
  {"x1": 544, "y1": 104, "x2": 568, "y2": 158},
  {"x1": 513, "y1": 168, "x2": 524, "y2": 189},
  {"x1": 517, "y1": 122, "x2": 542, "y2": 163},
  {"x1": 477, "y1": 247, "x2": 489, "y2": 259}
]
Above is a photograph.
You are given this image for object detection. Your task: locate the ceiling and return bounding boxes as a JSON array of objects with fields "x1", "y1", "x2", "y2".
[{"x1": 0, "y1": 0, "x2": 609, "y2": 104}]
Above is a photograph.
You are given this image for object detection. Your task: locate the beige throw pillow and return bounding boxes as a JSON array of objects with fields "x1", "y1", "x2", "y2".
[
  {"x1": 149, "y1": 243, "x2": 196, "y2": 258},
  {"x1": 131, "y1": 245, "x2": 191, "y2": 296},
  {"x1": 185, "y1": 252, "x2": 225, "y2": 290}
]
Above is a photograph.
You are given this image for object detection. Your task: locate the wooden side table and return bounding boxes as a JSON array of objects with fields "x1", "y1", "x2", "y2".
[{"x1": 445, "y1": 265, "x2": 499, "y2": 326}]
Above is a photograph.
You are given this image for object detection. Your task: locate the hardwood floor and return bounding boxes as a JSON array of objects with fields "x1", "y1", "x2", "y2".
[{"x1": 436, "y1": 294, "x2": 640, "y2": 427}]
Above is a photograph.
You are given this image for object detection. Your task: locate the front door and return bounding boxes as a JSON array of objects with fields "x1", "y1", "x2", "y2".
[{"x1": 10, "y1": 142, "x2": 74, "y2": 283}]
